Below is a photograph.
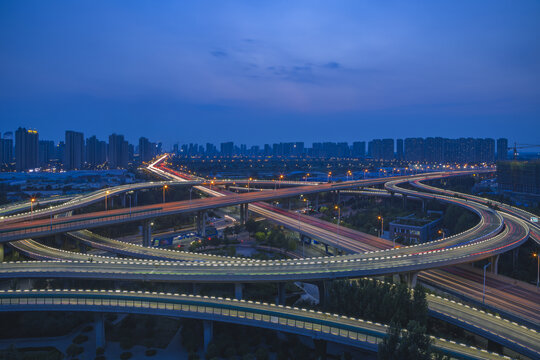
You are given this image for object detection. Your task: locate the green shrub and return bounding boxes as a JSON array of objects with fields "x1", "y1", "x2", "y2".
[{"x1": 120, "y1": 352, "x2": 132, "y2": 360}]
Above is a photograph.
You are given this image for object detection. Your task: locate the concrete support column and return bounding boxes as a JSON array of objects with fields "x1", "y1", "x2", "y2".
[
  {"x1": 203, "y1": 320, "x2": 213, "y2": 351},
  {"x1": 400, "y1": 272, "x2": 418, "y2": 288},
  {"x1": 421, "y1": 199, "x2": 426, "y2": 213},
  {"x1": 110, "y1": 197, "x2": 114, "y2": 208},
  {"x1": 512, "y1": 248, "x2": 519, "y2": 269},
  {"x1": 234, "y1": 283, "x2": 243, "y2": 300},
  {"x1": 121, "y1": 194, "x2": 126, "y2": 208},
  {"x1": 192, "y1": 283, "x2": 200, "y2": 295},
  {"x1": 324, "y1": 243, "x2": 329, "y2": 255},
  {"x1": 95, "y1": 313, "x2": 105, "y2": 349},
  {"x1": 402, "y1": 195, "x2": 407, "y2": 209},
  {"x1": 277, "y1": 282, "x2": 286, "y2": 305},
  {"x1": 489, "y1": 254, "x2": 500, "y2": 274},
  {"x1": 142, "y1": 221, "x2": 152, "y2": 247},
  {"x1": 134, "y1": 191, "x2": 138, "y2": 206},
  {"x1": 288, "y1": 198, "x2": 291, "y2": 210},
  {"x1": 239, "y1": 205, "x2": 245, "y2": 225},
  {"x1": 315, "y1": 194, "x2": 319, "y2": 210},
  {"x1": 316, "y1": 280, "x2": 329, "y2": 307},
  {"x1": 332, "y1": 247, "x2": 340, "y2": 256},
  {"x1": 314, "y1": 339, "x2": 327, "y2": 360},
  {"x1": 0, "y1": 243, "x2": 4, "y2": 262},
  {"x1": 196, "y1": 211, "x2": 207, "y2": 236}
]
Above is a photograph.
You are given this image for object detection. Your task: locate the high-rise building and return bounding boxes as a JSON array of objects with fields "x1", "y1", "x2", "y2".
[
  {"x1": 108, "y1": 133, "x2": 129, "y2": 168},
  {"x1": 65, "y1": 130, "x2": 84, "y2": 170},
  {"x1": 86, "y1": 136, "x2": 107, "y2": 167},
  {"x1": 139, "y1": 137, "x2": 156, "y2": 163},
  {"x1": 497, "y1": 138, "x2": 508, "y2": 161},
  {"x1": 15, "y1": 127, "x2": 39, "y2": 171},
  {"x1": 404, "y1": 138, "x2": 424, "y2": 162},
  {"x1": 352, "y1": 141, "x2": 366, "y2": 158},
  {"x1": 0, "y1": 132, "x2": 14, "y2": 165},
  {"x1": 497, "y1": 160, "x2": 540, "y2": 195},
  {"x1": 381, "y1": 139, "x2": 394, "y2": 160},
  {"x1": 220, "y1": 142, "x2": 234, "y2": 157},
  {"x1": 396, "y1": 139, "x2": 404, "y2": 160},
  {"x1": 38, "y1": 140, "x2": 55, "y2": 166}
]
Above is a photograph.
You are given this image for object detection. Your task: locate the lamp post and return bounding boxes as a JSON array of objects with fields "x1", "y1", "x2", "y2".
[
  {"x1": 335, "y1": 205, "x2": 341, "y2": 251},
  {"x1": 438, "y1": 229, "x2": 446, "y2": 238},
  {"x1": 483, "y1": 262, "x2": 491, "y2": 304},
  {"x1": 163, "y1": 185, "x2": 168, "y2": 203},
  {"x1": 127, "y1": 191, "x2": 133, "y2": 216},
  {"x1": 533, "y1": 253, "x2": 539, "y2": 288},
  {"x1": 328, "y1": 172, "x2": 332, "y2": 183},
  {"x1": 248, "y1": 177, "x2": 252, "y2": 192},
  {"x1": 377, "y1": 215, "x2": 384, "y2": 239},
  {"x1": 279, "y1": 175, "x2": 284, "y2": 189},
  {"x1": 105, "y1": 191, "x2": 110, "y2": 211},
  {"x1": 30, "y1": 198, "x2": 35, "y2": 219}
]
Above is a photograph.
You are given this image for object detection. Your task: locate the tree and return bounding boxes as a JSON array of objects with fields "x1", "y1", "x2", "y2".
[
  {"x1": 245, "y1": 219, "x2": 258, "y2": 234},
  {"x1": 411, "y1": 284, "x2": 428, "y2": 326},
  {"x1": 378, "y1": 320, "x2": 432, "y2": 360}
]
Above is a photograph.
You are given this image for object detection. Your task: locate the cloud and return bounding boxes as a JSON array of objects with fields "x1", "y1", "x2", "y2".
[
  {"x1": 210, "y1": 50, "x2": 228, "y2": 58},
  {"x1": 323, "y1": 61, "x2": 340, "y2": 69}
]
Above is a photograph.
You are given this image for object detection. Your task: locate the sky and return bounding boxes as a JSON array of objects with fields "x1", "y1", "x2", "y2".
[{"x1": 1, "y1": 1, "x2": 539, "y2": 148}]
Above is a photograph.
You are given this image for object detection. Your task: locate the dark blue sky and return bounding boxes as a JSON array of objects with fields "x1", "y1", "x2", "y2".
[{"x1": 1, "y1": 1, "x2": 539, "y2": 147}]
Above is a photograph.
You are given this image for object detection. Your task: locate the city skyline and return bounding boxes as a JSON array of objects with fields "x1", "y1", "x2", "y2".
[{"x1": 1, "y1": 1, "x2": 539, "y2": 146}]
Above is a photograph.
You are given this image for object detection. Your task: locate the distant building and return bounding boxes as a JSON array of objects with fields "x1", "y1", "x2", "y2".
[
  {"x1": 396, "y1": 139, "x2": 404, "y2": 160},
  {"x1": 86, "y1": 136, "x2": 107, "y2": 167},
  {"x1": 38, "y1": 140, "x2": 55, "y2": 166},
  {"x1": 352, "y1": 141, "x2": 366, "y2": 158},
  {"x1": 65, "y1": 130, "x2": 84, "y2": 170},
  {"x1": 15, "y1": 127, "x2": 39, "y2": 171},
  {"x1": 389, "y1": 211, "x2": 443, "y2": 244},
  {"x1": 139, "y1": 137, "x2": 156, "y2": 163},
  {"x1": 108, "y1": 133, "x2": 129, "y2": 168},
  {"x1": 0, "y1": 132, "x2": 14, "y2": 165},
  {"x1": 497, "y1": 138, "x2": 508, "y2": 161},
  {"x1": 497, "y1": 160, "x2": 540, "y2": 196},
  {"x1": 220, "y1": 142, "x2": 234, "y2": 157}
]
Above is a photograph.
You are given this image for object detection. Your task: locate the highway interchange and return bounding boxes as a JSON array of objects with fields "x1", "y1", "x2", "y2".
[{"x1": 0, "y1": 155, "x2": 539, "y2": 359}]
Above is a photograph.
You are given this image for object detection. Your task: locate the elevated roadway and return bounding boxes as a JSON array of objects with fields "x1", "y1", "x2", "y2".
[{"x1": 0, "y1": 289, "x2": 523, "y2": 360}]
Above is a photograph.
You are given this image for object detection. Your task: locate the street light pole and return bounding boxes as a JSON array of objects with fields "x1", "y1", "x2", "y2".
[
  {"x1": 483, "y1": 262, "x2": 491, "y2": 304},
  {"x1": 335, "y1": 205, "x2": 340, "y2": 252},
  {"x1": 105, "y1": 191, "x2": 110, "y2": 211},
  {"x1": 534, "y1": 253, "x2": 539, "y2": 288},
  {"x1": 163, "y1": 185, "x2": 168, "y2": 203},
  {"x1": 30, "y1": 198, "x2": 35, "y2": 219},
  {"x1": 377, "y1": 216, "x2": 384, "y2": 239}
]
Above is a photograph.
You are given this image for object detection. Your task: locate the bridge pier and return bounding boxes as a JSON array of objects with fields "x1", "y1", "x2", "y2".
[
  {"x1": 421, "y1": 199, "x2": 426, "y2": 213},
  {"x1": 401, "y1": 272, "x2": 418, "y2": 288},
  {"x1": 316, "y1": 280, "x2": 329, "y2": 307},
  {"x1": 402, "y1": 194, "x2": 407, "y2": 208},
  {"x1": 239, "y1": 205, "x2": 248, "y2": 225},
  {"x1": 315, "y1": 194, "x2": 319, "y2": 210},
  {"x1": 234, "y1": 283, "x2": 243, "y2": 300},
  {"x1": 121, "y1": 194, "x2": 126, "y2": 208},
  {"x1": 0, "y1": 244, "x2": 3, "y2": 262},
  {"x1": 203, "y1": 320, "x2": 213, "y2": 351},
  {"x1": 142, "y1": 221, "x2": 152, "y2": 247},
  {"x1": 192, "y1": 283, "x2": 200, "y2": 295},
  {"x1": 134, "y1": 191, "x2": 138, "y2": 206},
  {"x1": 196, "y1": 211, "x2": 207, "y2": 237},
  {"x1": 314, "y1": 339, "x2": 327, "y2": 360},
  {"x1": 95, "y1": 313, "x2": 105, "y2": 349},
  {"x1": 324, "y1": 244, "x2": 329, "y2": 255},
  {"x1": 489, "y1": 255, "x2": 500, "y2": 274},
  {"x1": 276, "y1": 282, "x2": 286, "y2": 305},
  {"x1": 332, "y1": 247, "x2": 340, "y2": 256},
  {"x1": 110, "y1": 197, "x2": 114, "y2": 208},
  {"x1": 512, "y1": 248, "x2": 519, "y2": 270}
]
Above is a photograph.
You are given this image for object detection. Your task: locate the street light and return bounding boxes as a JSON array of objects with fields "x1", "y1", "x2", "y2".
[
  {"x1": 163, "y1": 185, "x2": 168, "y2": 203},
  {"x1": 377, "y1": 215, "x2": 385, "y2": 241},
  {"x1": 105, "y1": 190, "x2": 110, "y2": 211},
  {"x1": 533, "y1": 253, "x2": 539, "y2": 288},
  {"x1": 279, "y1": 174, "x2": 284, "y2": 189},
  {"x1": 483, "y1": 262, "x2": 491, "y2": 304},
  {"x1": 248, "y1": 177, "x2": 252, "y2": 192},
  {"x1": 438, "y1": 229, "x2": 446, "y2": 238},
  {"x1": 30, "y1": 198, "x2": 35, "y2": 219},
  {"x1": 328, "y1": 172, "x2": 332, "y2": 183},
  {"x1": 346, "y1": 170, "x2": 352, "y2": 181},
  {"x1": 335, "y1": 205, "x2": 341, "y2": 253}
]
